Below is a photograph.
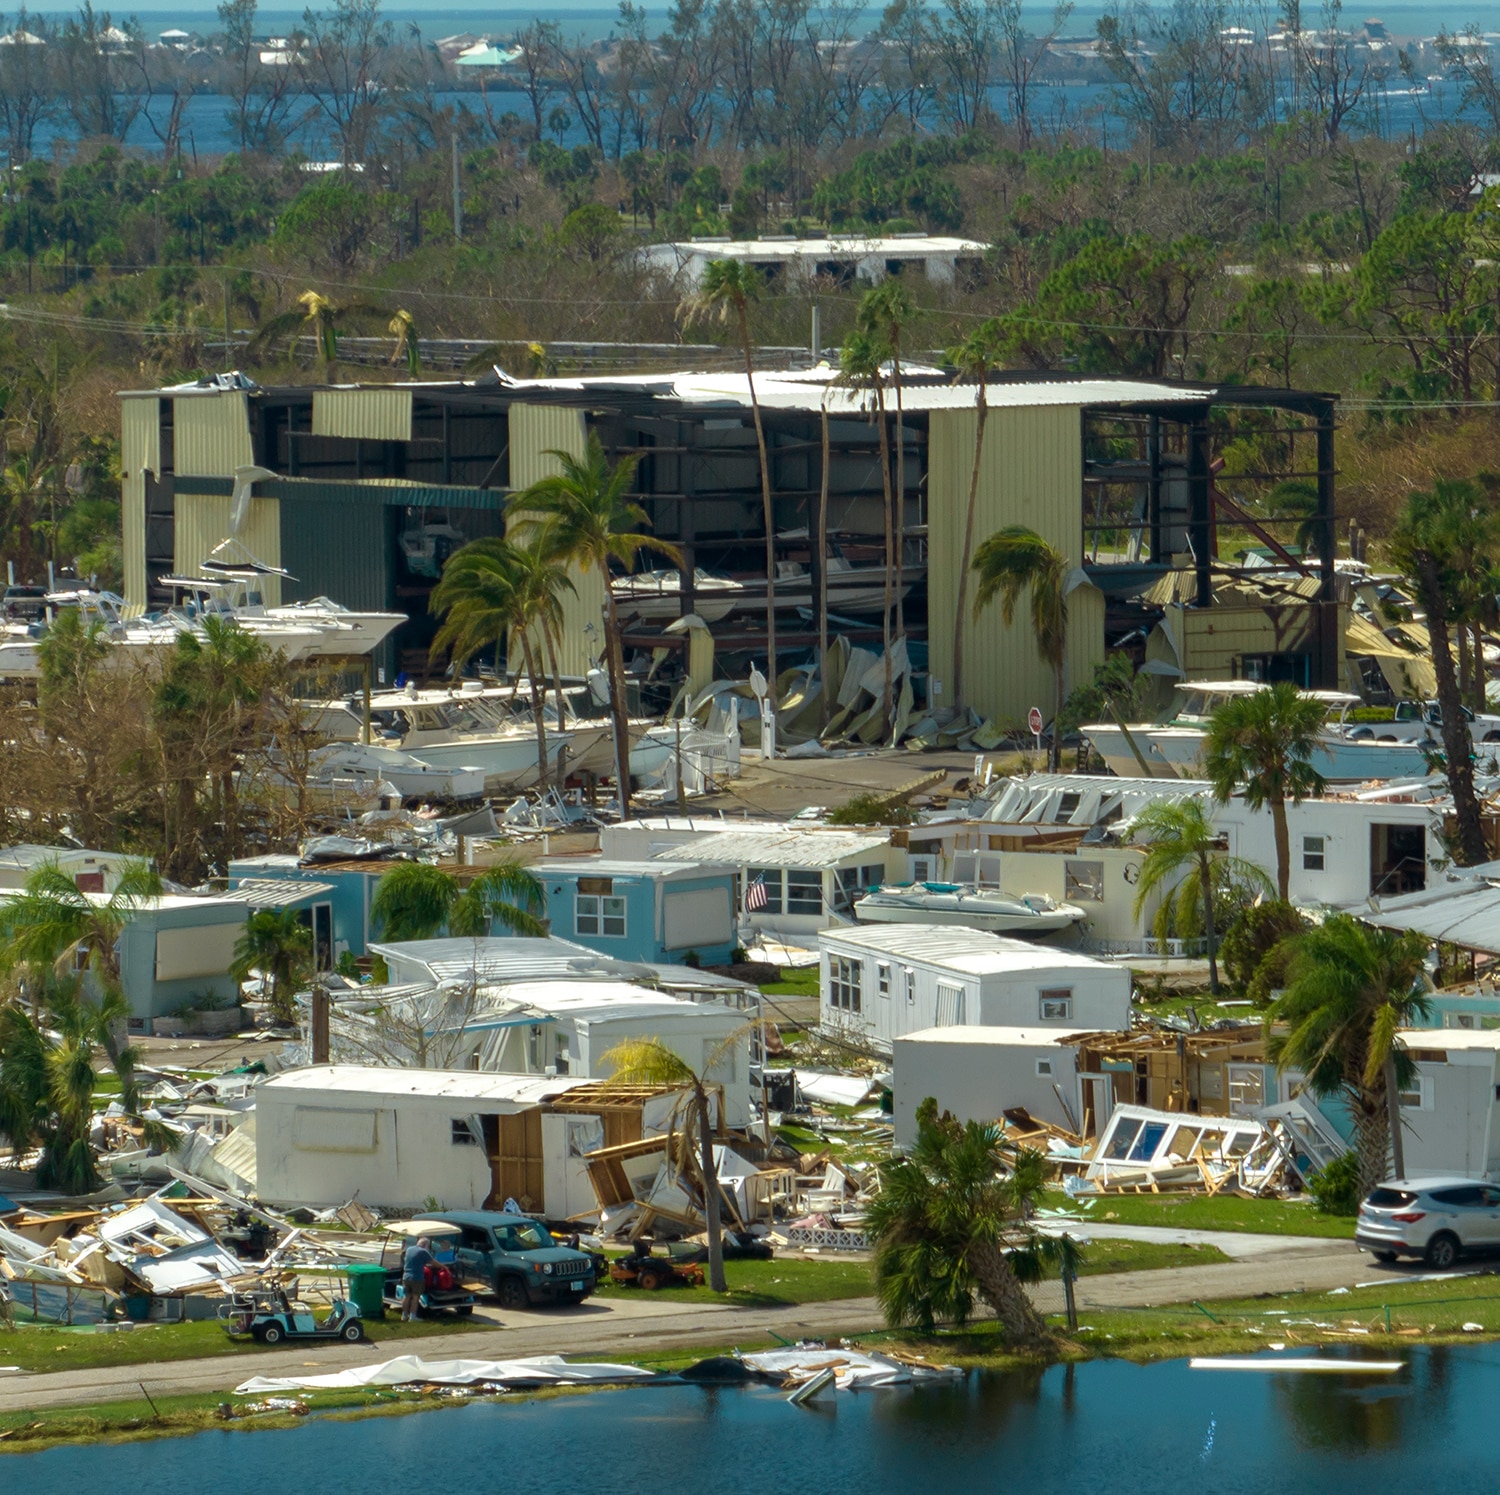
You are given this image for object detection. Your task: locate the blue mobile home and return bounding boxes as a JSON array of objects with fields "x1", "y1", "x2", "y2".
[{"x1": 536, "y1": 858, "x2": 737, "y2": 966}]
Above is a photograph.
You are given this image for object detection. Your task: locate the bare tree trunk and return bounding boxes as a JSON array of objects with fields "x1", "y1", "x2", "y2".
[
  {"x1": 519, "y1": 633, "x2": 551, "y2": 792},
  {"x1": 696, "y1": 1085, "x2": 727, "y2": 1292},
  {"x1": 603, "y1": 591, "x2": 634, "y2": 818},
  {"x1": 1200, "y1": 852, "x2": 1219, "y2": 994},
  {"x1": 892, "y1": 355, "x2": 905, "y2": 642},
  {"x1": 951, "y1": 391, "x2": 988, "y2": 712},
  {"x1": 1271, "y1": 792, "x2": 1291, "y2": 901},
  {"x1": 818, "y1": 398, "x2": 831, "y2": 730},
  {"x1": 969, "y1": 1240, "x2": 1047, "y2": 1342},
  {"x1": 742, "y1": 306, "x2": 777, "y2": 710},
  {"x1": 1417, "y1": 554, "x2": 1487, "y2": 864},
  {"x1": 875, "y1": 387, "x2": 894, "y2": 735},
  {"x1": 1384, "y1": 1054, "x2": 1406, "y2": 1180}
]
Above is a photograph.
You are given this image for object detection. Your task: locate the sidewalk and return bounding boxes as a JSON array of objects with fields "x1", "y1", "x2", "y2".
[{"x1": 0, "y1": 1234, "x2": 1393, "y2": 1415}]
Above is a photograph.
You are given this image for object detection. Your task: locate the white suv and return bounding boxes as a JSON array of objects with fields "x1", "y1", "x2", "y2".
[{"x1": 1356, "y1": 1177, "x2": 1500, "y2": 1269}]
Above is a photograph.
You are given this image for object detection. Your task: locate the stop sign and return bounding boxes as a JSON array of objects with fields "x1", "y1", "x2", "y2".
[{"x1": 1028, "y1": 706, "x2": 1044, "y2": 736}]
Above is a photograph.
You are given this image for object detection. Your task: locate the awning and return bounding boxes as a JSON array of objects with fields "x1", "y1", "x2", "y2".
[
  {"x1": 1353, "y1": 878, "x2": 1500, "y2": 955},
  {"x1": 220, "y1": 878, "x2": 336, "y2": 909}
]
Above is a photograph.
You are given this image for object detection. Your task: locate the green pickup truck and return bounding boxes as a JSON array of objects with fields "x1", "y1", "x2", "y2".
[{"x1": 418, "y1": 1210, "x2": 596, "y2": 1309}]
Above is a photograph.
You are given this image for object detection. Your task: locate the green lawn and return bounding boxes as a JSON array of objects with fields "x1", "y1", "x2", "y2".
[
  {"x1": 0, "y1": 1309, "x2": 496, "y2": 1374},
  {"x1": 1042, "y1": 1191, "x2": 1357, "y2": 1239},
  {"x1": 759, "y1": 967, "x2": 819, "y2": 1000},
  {"x1": 1072, "y1": 1238, "x2": 1229, "y2": 1275},
  {"x1": 595, "y1": 1253, "x2": 873, "y2": 1307}
]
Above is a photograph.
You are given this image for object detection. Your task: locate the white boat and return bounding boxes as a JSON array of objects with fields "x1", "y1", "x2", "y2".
[
  {"x1": 159, "y1": 577, "x2": 330, "y2": 660},
  {"x1": 0, "y1": 590, "x2": 190, "y2": 678},
  {"x1": 612, "y1": 569, "x2": 744, "y2": 623},
  {"x1": 853, "y1": 882, "x2": 1088, "y2": 935},
  {"x1": 1084, "y1": 681, "x2": 1434, "y2": 783},
  {"x1": 307, "y1": 742, "x2": 486, "y2": 801},
  {"x1": 307, "y1": 680, "x2": 573, "y2": 792},
  {"x1": 735, "y1": 556, "x2": 913, "y2": 616},
  {"x1": 199, "y1": 563, "x2": 405, "y2": 656}
]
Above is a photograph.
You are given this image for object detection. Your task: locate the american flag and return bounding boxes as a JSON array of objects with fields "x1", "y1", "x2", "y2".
[{"x1": 744, "y1": 875, "x2": 768, "y2": 912}]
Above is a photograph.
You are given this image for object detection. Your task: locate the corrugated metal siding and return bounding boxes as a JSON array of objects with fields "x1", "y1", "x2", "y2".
[
  {"x1": 175, "y1": 493, "x2": 283, "y2": 604},
  {"x1": 312, "y1": 388, "x2": 413, "y2": 442},
  {"x1": 281, "y1": 499, "x2": 393, "y2": 672},
  {"x1": 927, "y1": 405, "x2": 1101, "y2": 728},
  {"x1": 174, "y1": 392, "x2": 253, "y2": 477},
  {"x1": 121, "y1": 397, "x2": 160, "y2": 614},
  {"x1": 508, "y1": 402, "x2": 602, "y2": 676}
]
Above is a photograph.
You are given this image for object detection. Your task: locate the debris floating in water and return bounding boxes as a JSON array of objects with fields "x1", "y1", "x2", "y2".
[{"x1": 1190, "y1": 1357, "x2": 1402, "y2": 1374}]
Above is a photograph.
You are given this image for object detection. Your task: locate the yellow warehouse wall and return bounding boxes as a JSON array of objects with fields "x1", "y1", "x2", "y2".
[
  {"x1": 507, "y1": 402, "x2": 602, "y2": 678},
  {"x1": 312, "y1": 388, "x2": 413, "y2": 442},
  {"x1": 173, "y1": 392, "x2": 254, "y2": 477},
  {"x1": 174, "y1": 493, "x2": 282, "y2": 605},
  {"x1": 120, "y1": 397, "x2": 160, "y2": 614},
  {"x1": 927, "y1": 404, "x2": 1102, "y2": 728}
]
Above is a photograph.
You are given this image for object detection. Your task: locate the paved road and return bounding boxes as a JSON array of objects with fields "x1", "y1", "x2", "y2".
[{"x1": 0, "y1": 1236, "x2": 1417, "y2": 1414}]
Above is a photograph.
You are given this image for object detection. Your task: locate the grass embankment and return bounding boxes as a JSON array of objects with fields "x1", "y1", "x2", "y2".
[
  {"x1": 897, "y1": 1267, "x2": 1500, "y2": 1370},
  {"x1": 1041, "y1": 1191, "x2": 1358, "y2": 1239},
  {"x1": 759, "y1": 967, "x2": 820, "y2": 1002}
]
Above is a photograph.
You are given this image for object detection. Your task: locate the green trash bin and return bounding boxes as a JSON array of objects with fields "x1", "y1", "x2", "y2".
[{"x1": 344, "y1": 1263, "x2": 387, "y2": 1320}]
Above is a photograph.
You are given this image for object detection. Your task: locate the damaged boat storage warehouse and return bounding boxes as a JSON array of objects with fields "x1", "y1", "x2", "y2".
[{"x1": 119, "y1": 370, "x2": 1341, "y2": 715}]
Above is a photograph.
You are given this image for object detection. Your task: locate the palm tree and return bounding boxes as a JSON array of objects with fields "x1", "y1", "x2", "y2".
[
  {"x1": 839, "y1": 328, "x2": 897, "y2": 732},
  {"x1": 510, "y1": 434, "x2": 683, "y2": 818},
  {"x1": 231, "y1": 908, "x2": 313, "y2": 1026},
  {"x1": 431, "y1": 536, "x2": 576, "y2": 793},
  {"x1": 1130, "y1": 799, "x2": 1272, "y2": 995},
  {"x1": 600, "y1": 1032, "x2": 749, "y2": 1293},
  {"x1": 681, "y1": 261, "x2": 778, "y2": 702},
  {"x1": 946, "y1": 317, "x2": 1006, "y2": 712},
  {"x1": 859, "y1": 282, "x2": 914, "y2": 641},
  {"x1": 370, "y1": 859, "x2": 548, "y2": 942},
  {"x1": 864, "y1": 1097, "x2": 1076, "y2": 1342},
  {"x1": 971, "y1": 526, "x2": 1069, "y2": 771},
  {"x1": 388, "y1": 308, "x2": 420, "y2": 376},
  {"x1": 1201, "y1": 682, "x2": 1328, "y2": 901},
  {"x1": 1390, "y1": 481, "x2": 1490, "y2": 865},
  {"x1": 249, "y1": 289, "x2": 379, "y2": 379},
  {"x1": 1268, "y1": 915, "x2": 1431, "y2": 1195},
  {"x1": 0, "y1": 974, "x2": 141, "y2": 1194},
  {"x1": 0, "y1": 857, "x2": 162, "y2": 1000}
]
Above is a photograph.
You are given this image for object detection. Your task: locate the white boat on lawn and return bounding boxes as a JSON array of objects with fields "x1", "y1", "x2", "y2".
[{"x1": 853, "y1": 882, "x2": 1088, "y2": 936}]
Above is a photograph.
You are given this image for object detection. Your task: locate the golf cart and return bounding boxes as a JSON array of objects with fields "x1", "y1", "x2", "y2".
[
  {"x1": 380, "y1": 1220, "x2": 477, "y2": 1318},
  {"x1": 219, "y1": 1275, "x2": 366, "y2": 1345}
]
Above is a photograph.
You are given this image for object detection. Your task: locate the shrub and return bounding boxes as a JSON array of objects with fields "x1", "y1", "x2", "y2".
[
  {"x1": 1307, "y1": 1151, "x2": 1361, "y2": 1215},
  {"x1": 1219, "y1": 899, "x2": 1310, "y2": 1003},
  {"x1": 825, "y1": 792, "x2": 917, "y2": 826}
]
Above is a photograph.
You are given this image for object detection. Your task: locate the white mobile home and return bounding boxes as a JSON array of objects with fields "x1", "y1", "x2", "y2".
[
  {"x1": 255, "y1": 1066, "x2": 682, "y2": 1216},
  {"x1": 892, "y1": 1026, "x2": 1092, "y2": 1147},
  {"x1": 1398, "y1": 1029, "x2": 1500, "y2": 1179},
  {"x1": 817, "y1": 924, "x2": 1131, "y2": 1054}
]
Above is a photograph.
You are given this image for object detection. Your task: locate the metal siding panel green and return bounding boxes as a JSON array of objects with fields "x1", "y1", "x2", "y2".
[
  {"x1": 927, "y1": 405, "x2": 1095, "y2": 729},
  {"x1": 508, "y1": 402, "x2": 603, "y2": 676},
  {"x1": 173, "y1": 392, "x2": 253, "y2": 477}
]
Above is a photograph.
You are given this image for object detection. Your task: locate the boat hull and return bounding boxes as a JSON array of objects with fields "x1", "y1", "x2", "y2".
[{"x1": 853, "y1": 892, "x2": 1086, "y2": 935}]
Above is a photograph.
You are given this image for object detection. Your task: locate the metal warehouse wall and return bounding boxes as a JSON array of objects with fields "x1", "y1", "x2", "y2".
[
  {"x1": 173, "y1": 392, "x2": 254, "y2": 477},
  {"x1": 174, "y1": 492, "x2": 283, "y2": 603},
  {"x1": 926, "y1": 405, "x2": 1103, "y2": 729},
  {"x1": 120, "y1": 397, "x2": 161, "y2": 613},
  {"x1": 311, "y1": 388, "x2": 414, "y2": 442},
  {"x1": 280, "y1": 497, "x2": 395, "y2": 675},
  {"x1": 509, "y1": 402, "x2": 601, "y2": 677}
]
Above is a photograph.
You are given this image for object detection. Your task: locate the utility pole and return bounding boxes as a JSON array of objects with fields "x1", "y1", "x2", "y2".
[{"x1": 451, "y1": 134, "x2": 463, "y2": 242}]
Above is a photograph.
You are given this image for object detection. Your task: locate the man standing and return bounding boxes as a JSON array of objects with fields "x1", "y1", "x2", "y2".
[{"x1": 401, "y1": 1234, "x2": 435, "y2": 1321}]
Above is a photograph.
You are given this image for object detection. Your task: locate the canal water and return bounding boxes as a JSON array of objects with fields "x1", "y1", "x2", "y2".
[{"x1": 14, "y1": 1348, "x2": 1500, "y2": 1492}]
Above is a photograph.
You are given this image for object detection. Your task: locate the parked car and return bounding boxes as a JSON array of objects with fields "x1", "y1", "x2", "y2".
[
  {"x1": 417, "y1": 1211, "x2": 596, "y2": 1309},
  {"x1": 1356, "y1": 1176, "x2": 1500, "y2": 1268}
]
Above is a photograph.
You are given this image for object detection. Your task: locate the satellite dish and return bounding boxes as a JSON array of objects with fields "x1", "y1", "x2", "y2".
[
  {"x1": 749, "y1": 663, "x2": 768, "y2": 701},
  {"x1": 228, "y1": 464, "x2": 277, "y2": 536}
]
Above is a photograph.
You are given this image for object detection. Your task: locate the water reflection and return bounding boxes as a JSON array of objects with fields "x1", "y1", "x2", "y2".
[{"x1": 1272, "y1": 1351, "x2": 1448, "y2": 1455}]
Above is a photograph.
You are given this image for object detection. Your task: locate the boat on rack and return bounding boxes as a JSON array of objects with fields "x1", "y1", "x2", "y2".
[
  {"x1": 612, "y1": 569, "x2": 744, "y2": 623},
  {"x1": 1083, "y1": 681, "x2": 1435, "y2": 783},
  {"x1": 734, "y1": 557, "x2": 912, "y2": 616},
  {"x1": 853, "y1": 882, "x2": 1088, "y2": 936}
]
